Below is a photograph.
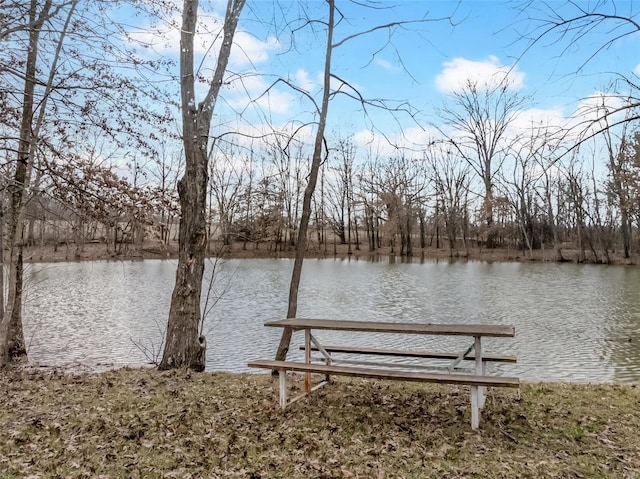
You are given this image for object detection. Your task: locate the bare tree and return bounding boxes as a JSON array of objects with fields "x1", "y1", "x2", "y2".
[
  {"x1": 160, "y1": 0, "x2": 245, "y2": 371},
  {"x1": 498, "y1": 125, "x2": 553, "y2": 256},
  {"x1": 237, "y1": 147, "x2": 257, "y2": 250},
  {"x1": 148, "y1": 141, "x2": 182, "y2": 250},
  {"x1": 273, "y1": 1, "x2": 335, "y2": 363},
  {"x1": 518, "y1": 1, "x2": 640, "y2": 139},
  {"x1": 0, "y1": 0, "x2": 179, "y2": 366},
  {"x1": 356, "y1": 151, "x2": 384, "y2": 252},
  {"x1": 326, "y1": 136, "x2": 358, "y2": 252},
  {"x1": 208, "y1": 144, "x2": 246, "y2": 249},
  {"x1": 267, "y1": 135, "x2": 306, "y2": 251},
  {"x1": 565, "y1": 156, "x2": 590, "y2": 263},
  {"x1": 438, "y1": 81, "x2": 527, "y2": 248},
  {"x1": 0, "y1": 0, "x2": 76, "y2": 366},
  {"x1": 602, "y1": 114, "x2": 636, "y2": 258},
  {"x1": 428, "y1": 146, "x2": 472, "y2": 257},
  {"x1": 366, "y1": 154, "x2": 429, "y2": 256}
]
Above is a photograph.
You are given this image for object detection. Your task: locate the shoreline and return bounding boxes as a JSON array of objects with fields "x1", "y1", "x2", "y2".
[{"x1": 21, "y1": 239, "x2": 639, "y2": 266}]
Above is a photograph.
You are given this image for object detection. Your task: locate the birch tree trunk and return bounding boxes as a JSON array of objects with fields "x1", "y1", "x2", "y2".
[{"x1": 159, "y1": 0, "x2": 245, "y2": 371}]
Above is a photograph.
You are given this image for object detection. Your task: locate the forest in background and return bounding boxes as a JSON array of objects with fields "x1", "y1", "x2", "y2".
[{"x1": 16, "y1": 115, "x2": 640, "y2": 265}]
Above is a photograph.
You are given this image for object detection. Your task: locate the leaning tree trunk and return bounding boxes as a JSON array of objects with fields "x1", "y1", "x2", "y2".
[
  {"x1": 274, "y1": 0, "x2": 335, "y2": 362},
  {"x1": 159, "y1": 0, "x2": 244, "y2": 371}
]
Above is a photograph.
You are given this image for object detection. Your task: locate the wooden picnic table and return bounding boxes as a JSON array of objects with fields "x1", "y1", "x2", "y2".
[{"x1": 250, "y1": 318, "x2": 518, "y2": 430}]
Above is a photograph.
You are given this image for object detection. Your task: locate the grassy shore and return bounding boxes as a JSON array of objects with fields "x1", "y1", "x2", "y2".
[{"x1": 1, "y1": 368, "x2": 639, "y2": 478}]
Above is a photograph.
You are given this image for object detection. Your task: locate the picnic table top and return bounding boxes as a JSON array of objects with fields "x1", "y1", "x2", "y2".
[{"x1": 264, "y1": 318, "x2": 515, "y2": 337}]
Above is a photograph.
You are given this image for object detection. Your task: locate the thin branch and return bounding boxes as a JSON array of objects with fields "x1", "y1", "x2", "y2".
[{"x1": 332, "y1": 17, "x2": 453, "y2": 49}]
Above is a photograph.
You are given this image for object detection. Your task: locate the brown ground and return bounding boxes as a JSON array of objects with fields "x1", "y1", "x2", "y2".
[
  {"x1": 21, "y1": 238, "x2": 638, "y2": 266},
  {"x1": 1, "y1": 368, "x2": 639, "y2": 478}
]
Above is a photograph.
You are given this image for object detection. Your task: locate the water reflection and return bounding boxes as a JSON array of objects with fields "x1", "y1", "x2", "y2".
[{"x1": 23, "y1": 258, "x2": 640, "y2": 382}]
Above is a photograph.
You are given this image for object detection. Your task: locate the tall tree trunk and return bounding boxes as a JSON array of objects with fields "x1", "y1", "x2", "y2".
[
  {"x1": 419, "y1": 210, "x2": 426, "y2": 249},
  {"x1": 1, "y1": 0, "x2": 77, "y2": 366},
  {"x1": 0, "y1": 0, "x2": 51, "y2": 366},
  {"x1": 9, "y1": 248, "x2": 27, "y2": 359},
  {"x1": 275, "y1": 0, "x2": 335, "y2": 362},
  {"x1": 0, "y1": 206, "x2": 4, "y2": 355},
  {"x1": 366, "y1": 206, "x2": 374, "y2": 251},
  {"x1": 620, "y1": 210, "x2": 630, "y2": 259},
  {"x1": 484, "y1": 185, "x2": 497, "y2": 248},
  {"x1": 160, "y1": 0, "x2": 244, "y2": 371},
  {"x1": 544, "y1": 180, "x2": 563, "y2": 261},
  {"x1": 406, "y1": 204, "x2": 413, "y2": 256}
]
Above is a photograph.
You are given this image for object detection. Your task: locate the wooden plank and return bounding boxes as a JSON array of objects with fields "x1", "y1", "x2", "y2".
[
  {"x1": 247, "y1": 360, "x2": 520, "y2": 388},
  {"x1": 266, "y1": 318, "x2": 515, "y2": 337},
  {"x1": 300, "y1": 345, "x2": 517, "y2": 363}
]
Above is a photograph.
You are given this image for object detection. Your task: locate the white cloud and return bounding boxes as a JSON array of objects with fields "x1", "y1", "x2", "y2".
[
  {"x1": 231, "y1": 32, "x2": 280, "y2": 68},
  {"x1": 634, "y1": 64, "x2": 640, "y2": 76},
  {"x1": 567, "y1": 92, "x2": 628, "y2": 140},
  {"x1": 290, "y1": 69, "x2": 359, "y2": 95},
  {"x1": 375, "y1": 58, "x2": 401, "y2": 73},
  {"x1": 127, "y1": 11, "x2": 279, "y2": 70},
  {"x1": 253, "y1": 88, "x2": 296, "y2": 114},
  {"x1": 294, "y1": 69, "x2": 317, "y2": 92},
  {"x1": 353, "y1": 130, "x2": 378, "y2": 148},
  {"x1": 353, "y1": 126, "x2": 443, "y2": 156},
  {"x1": 435, "y1": 56, "x2": 525, "y2": 94},
  {"x1": 226, "y1": 74, "x2": 296, "y2": 115},
  {"x1": 508, "y1": 107, "x2": 567, "y2": 133}
]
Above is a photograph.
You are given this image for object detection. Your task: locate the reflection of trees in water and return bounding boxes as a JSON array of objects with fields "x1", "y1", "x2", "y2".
[{"x1": 602, "y1": 268, "x2": 640, "y2": 382}]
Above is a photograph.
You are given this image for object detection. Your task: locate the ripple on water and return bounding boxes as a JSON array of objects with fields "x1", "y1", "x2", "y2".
[{"x1": 22, "y1": 258, "x2": 640, "y2": 382}]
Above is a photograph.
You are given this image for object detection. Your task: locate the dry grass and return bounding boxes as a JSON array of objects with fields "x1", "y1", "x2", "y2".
[{"x1": 1, "y1": 368, "x2": 639, "y2": 478}]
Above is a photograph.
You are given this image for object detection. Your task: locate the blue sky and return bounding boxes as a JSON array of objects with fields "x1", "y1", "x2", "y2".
[{"x1": 130, "y1": 1, "x2": 640, "y2": 152}]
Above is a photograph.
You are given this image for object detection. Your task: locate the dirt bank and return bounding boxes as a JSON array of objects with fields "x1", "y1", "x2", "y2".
[{"x1": 21, "y1": 238, "x2": 638, "y2": 265}]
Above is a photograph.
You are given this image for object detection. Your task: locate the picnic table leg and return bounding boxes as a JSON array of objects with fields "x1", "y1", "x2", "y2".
[
  {"x1": 475, "y1": 335, "x2": 486, "y2": 409},
  {"x1": 279, "y1": 369, "x2": 288, "y2": 409},
  {"x1": 309, "y1": 335, "x2": 332, "y2": 383},
  {"x1": 471, "y1": 335, "x2": 483, "y2": 430},
  {"x1": 304, "y1": 329, "x2": 311, "y2": 393},
  {"x1": 325, "y1": 351, "x2": 331, "y2": 383},
  {"x1": 480, "y1": 359, "x2": 487, "y2": 409}
]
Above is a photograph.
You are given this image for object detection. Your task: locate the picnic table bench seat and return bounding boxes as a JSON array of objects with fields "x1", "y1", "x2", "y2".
[{"x1": 248, "y1": 359, "x2": 520, "y2": 388}]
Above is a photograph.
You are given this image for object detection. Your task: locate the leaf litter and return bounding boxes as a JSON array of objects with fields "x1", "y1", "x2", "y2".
[{"x1": 1, "y1": 368, "x2": 639, "y2": 478}]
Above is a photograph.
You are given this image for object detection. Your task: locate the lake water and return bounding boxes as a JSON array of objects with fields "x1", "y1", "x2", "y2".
[{"x1": 23, "y1": 257, "x2": 640, "y2": 383}]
